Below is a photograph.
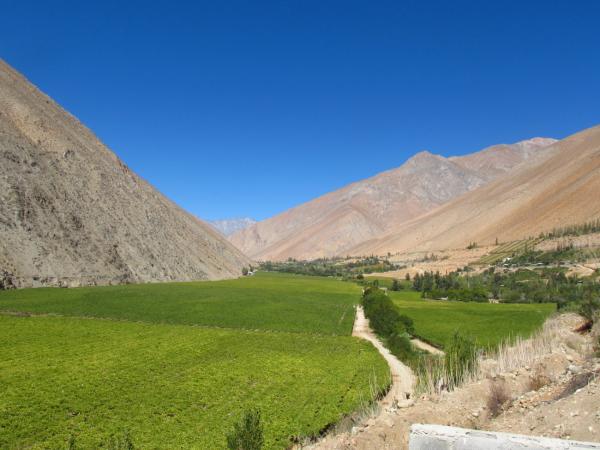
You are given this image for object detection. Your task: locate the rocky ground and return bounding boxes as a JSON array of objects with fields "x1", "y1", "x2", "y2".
[{"x1": 307, "y1": 314, "x2": 599, "y2": 449}]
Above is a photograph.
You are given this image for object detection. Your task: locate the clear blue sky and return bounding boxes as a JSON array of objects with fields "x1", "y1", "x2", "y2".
[{"x1": 2, "y1": 1, "x2": 599, "y2": 221}]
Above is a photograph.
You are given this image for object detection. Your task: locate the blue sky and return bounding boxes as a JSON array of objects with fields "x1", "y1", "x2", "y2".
[{"x1": 2, "y1": 1, "x2": 599, "y2": 221}]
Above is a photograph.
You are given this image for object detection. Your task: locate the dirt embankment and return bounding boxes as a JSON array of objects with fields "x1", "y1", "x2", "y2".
[{"x1": 308, "y1": 313, "x2": 599, "y2": 449}]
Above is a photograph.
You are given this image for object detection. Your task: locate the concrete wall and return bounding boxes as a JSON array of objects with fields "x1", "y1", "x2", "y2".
[{"x1": 409, "y1": 424, "x2": 600, "y2": 450}]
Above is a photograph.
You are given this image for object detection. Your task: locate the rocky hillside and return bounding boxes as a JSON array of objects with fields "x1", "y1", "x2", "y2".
[
  {"x1": 209, "y1": 217, "x2": 257, "y2": 236},
  {"x1": 230, "y1": 138, "x2": 555, "y2": 261},
  {"x1": 0, "y1": 60, "x2": 250, "y2": 288},
  {"x1": 351, "y1": 124, "x2": 600, "y2": 256}
]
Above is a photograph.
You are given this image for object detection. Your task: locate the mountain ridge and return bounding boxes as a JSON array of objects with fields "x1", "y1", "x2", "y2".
[
  {"x1": 230, "y1": 137, "x2": 557, "y2": 261},
  {"x1": 349, "y1": 125, "x2": 600, "y2": 256}
]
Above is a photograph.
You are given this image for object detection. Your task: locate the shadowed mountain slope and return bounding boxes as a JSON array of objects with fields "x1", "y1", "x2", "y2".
[{"x1": 0, "y1": 60, "x2": 250, "y2": 288}]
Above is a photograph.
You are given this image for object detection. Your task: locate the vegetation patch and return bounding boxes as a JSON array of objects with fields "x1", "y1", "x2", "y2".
[
  {"x1": 390, "y1": 290, "x2": 555, "y2": 349},
  {"x1": 260, "y1": 257, "x2": 400, "y2": 278},
  {"x1": 0, "y1": 272, "x2": 358, "y2": 335},
  {"x1": 0, "y1": 314, "x2": 389, "y2": 449}
]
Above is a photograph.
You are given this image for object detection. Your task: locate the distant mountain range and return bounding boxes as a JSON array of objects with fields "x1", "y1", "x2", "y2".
[
  {"x1": 230, "y1": 137, "x2": 559, "y2": 260},
  {"x1": 209, "y1": 218, "x2": 257, "y2": 236},
  {"x1": 0, "y1": 59, "x2": 250, "y2": 288}
]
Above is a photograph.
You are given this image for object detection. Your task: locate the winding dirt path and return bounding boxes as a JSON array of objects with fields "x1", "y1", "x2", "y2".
[{"x1": 352, "y1": 305, "x2": 414, "y2": 408}]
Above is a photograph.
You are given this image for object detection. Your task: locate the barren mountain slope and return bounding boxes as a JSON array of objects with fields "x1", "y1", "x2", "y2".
[
  {"x1": 0, "y1": 60, "x2": 250, "y2": 288},
  {"x1": 351, "y1": 125, "x2": 600, "y2": 256},
  {"x1": 231, "y1": 140, "x2": 555, "y2": 261},
  {"x1": 451, "y1": 137, "x2": 557, "y2": 178}
]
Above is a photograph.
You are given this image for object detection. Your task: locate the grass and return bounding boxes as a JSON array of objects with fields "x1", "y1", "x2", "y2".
[
  {"x1": 0, "y1": 272, "x2": 359, "y2": 335},
  {"x1": 0, "y1": 314, "x2": 389, "y2": 449},
  {"x1": 390, "y1": 290, "x2": 555, "y2": 349}
]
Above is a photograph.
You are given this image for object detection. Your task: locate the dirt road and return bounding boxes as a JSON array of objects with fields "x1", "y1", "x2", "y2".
[
  {"x1": 410, "y1": 338, "x2": 444, "y2": 355},
  {"x1": 352, "y1": 305, "x2": 414, "y2": 408}
]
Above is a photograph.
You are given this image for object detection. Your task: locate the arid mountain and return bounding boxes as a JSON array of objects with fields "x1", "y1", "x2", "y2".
[
  {"x1": 209, "y1": 217, "x2": 257, "y2": 236},
  {"x1": 350, "y1": 125, "x2": 600, "y2": 256},
  {"x1": 230, "y1": 138, "x2": 555, "y2": 261},
  {"x1": 0, "y1": 59, "x2": 250, "y2": 288},
  {"x1": 451, "y1": 137, "x2": 557, "y2": 179}
]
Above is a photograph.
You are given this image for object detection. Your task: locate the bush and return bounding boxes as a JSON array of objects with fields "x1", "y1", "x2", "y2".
[
  {"x1": 579, "y1": 288, "x2": 600, "y2": 322},
  {"x1": 387, "y1": 332, "x2": 416, "y2": 364},
  {"x1": 398, "y1": 314, "x2": 414, "y2": 335},
  {"x1": 226, "y1": 409, "x2": 264, "y2": 450},
  {"x1": 487, "y1": 380, "x2": 510, "y2": 417},
  {"x1": 528, "y1": 372, "x2": 550, "y2": 391},
  {"x1": 444, "y1": 331, "x2": 478, "y2": 389}
]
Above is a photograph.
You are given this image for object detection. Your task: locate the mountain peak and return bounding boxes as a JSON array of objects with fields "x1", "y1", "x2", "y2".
[
  {"x1": 410, "y1": 150, "x2": 436, "y2": 160},
  {"x1": 516, "y1": 137, "x2": 557, "y2": 146}
]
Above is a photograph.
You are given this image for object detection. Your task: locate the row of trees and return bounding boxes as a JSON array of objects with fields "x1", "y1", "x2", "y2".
[
  {"x1": 539, "y1": 219, "x2": 600, "y2": 239},
  {"x1": 361, "y1": 287, "x2": 417, "y2": 363}
]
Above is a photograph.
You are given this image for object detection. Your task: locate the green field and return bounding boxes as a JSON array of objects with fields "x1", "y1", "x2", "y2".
[
  {"x1": 0, "y1": 273, "x2": 390, "y2": 449},
  {"x1": 390, "y1": 290, "x2": 555, "y2": 348},
  {"x1": 0, "y1": 272, "x2": 358, "y2": 335}
]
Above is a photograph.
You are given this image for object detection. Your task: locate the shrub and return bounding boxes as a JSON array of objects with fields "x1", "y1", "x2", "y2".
[
  {"x1": 387, "y1": 332, "x2": 415, "y2": 364},
  {"x1": 528, "y1": 372, "x2": 550, "y2": 391},
  {"x1": 579, "y1": 288, "x2": 600, "y2": 322},
  {"x1": 444, "y1": 331, "x2": 478, "y2": 389},
  {"x1": 226, "y1": 408, "x2": 264, "y2": 450},
  {"x1": 398, "y1": 314, "x2": 414, "y2": 335},
  {"x1": 487, "y1": 380, "x2": 510, "y2": 417}
]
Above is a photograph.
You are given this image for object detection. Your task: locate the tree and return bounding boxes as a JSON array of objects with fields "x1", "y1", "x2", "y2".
[
  {"x1": 227, "y1": 409, "x2": 264, "y2": 450},
  {"x1": 405, "y1": 273, "x2": 410, "y2": 281},
  {"x1": 391, "y1": 279, "x2": 400, "y2": 291}
]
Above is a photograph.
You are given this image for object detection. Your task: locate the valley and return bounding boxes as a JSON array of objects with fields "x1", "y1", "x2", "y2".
[{"x1": 0, "y1": 40, "x2": 599, "y2": 450}]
